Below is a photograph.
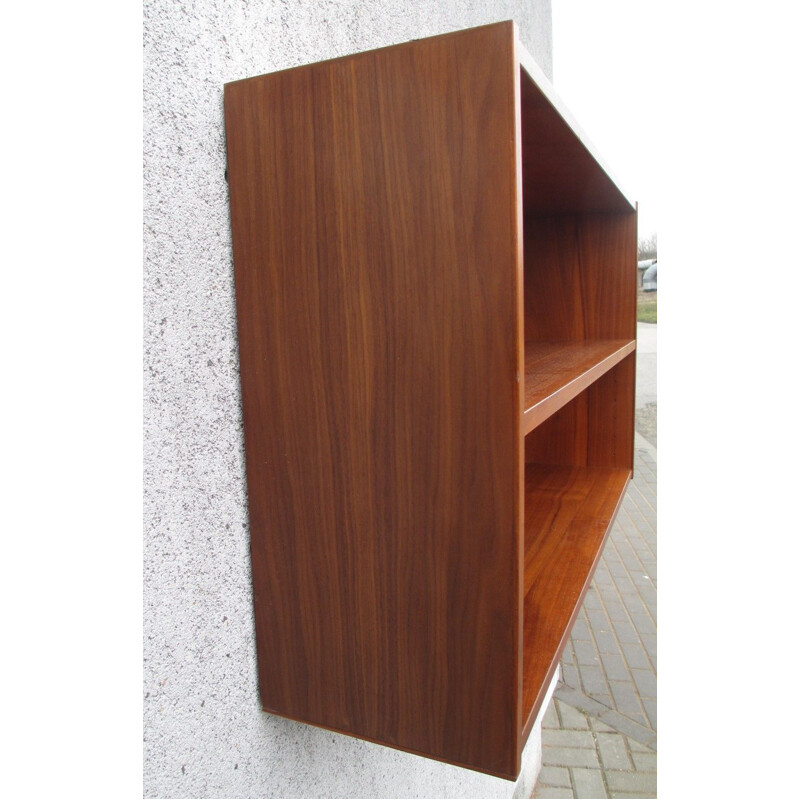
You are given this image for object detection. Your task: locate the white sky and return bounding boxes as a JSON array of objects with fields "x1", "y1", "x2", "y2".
[{"x1": 551, "y1": 0, "x2": 658, "y2": 239}]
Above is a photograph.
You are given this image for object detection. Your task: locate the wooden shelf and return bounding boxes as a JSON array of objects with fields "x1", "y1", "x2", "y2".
[
  {"x1": 523, "y1": 340, "x2": 636, "y2": 434},
  {"x1": 521, "y1": 464, "x2": 630, "y2": 738}
]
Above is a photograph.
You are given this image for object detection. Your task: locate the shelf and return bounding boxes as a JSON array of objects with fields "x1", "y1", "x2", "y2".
[
  {"x1": 523, "y1": 340, "x2": 636, "y2": 435},
  {"x1": 521, "y1": 463, "x2": 630, "y2": 738}
]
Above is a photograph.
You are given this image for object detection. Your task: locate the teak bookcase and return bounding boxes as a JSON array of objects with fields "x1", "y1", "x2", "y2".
[{"x1": 224, "y1": 21, "x2": 637, "y2": 780}]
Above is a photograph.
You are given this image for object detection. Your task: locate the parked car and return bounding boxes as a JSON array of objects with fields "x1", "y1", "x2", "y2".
[{"x1": 642, "y1": 261, "x2": 657, "y2": 292}]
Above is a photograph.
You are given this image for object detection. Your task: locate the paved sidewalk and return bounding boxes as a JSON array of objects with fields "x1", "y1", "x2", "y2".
[{"x1": 533, "y1": 435, "x2": 657, "y2": 799}]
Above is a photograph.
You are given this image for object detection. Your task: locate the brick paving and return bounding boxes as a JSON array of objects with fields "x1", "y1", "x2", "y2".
[{"x1": 534, "y1": 436, "x2": 657, "y2": 799}]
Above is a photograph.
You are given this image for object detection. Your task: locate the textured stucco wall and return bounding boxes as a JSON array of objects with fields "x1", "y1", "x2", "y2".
[{"x1": 144, "y1": 2, "x2": 552, "y2": 797}]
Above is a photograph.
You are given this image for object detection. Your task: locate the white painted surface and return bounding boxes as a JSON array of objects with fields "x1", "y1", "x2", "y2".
[{"x1": 513, "y1": 666, "x2": 562, "y2": 799}]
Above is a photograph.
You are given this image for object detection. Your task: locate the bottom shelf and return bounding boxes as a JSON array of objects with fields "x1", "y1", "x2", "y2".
[{"x1": 521, "y1": 463, "x2": 630, "y2": 739}]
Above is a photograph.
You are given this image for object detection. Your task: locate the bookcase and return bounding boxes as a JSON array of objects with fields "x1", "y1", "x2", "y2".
[{"x1": 224, "y1": 21, "x2": 636, "y2": 780}]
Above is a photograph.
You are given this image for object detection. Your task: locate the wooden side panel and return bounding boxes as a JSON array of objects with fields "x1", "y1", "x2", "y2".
[
  {"x1": 225, "y1": 22, "x2": 521, "y2": 778},
  {"x1": 524, "y1": 212, "x2": 637, "y2": 342}
]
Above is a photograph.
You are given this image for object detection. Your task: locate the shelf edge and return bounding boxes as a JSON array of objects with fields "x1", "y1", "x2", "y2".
[{"x1": 522, "y1": 340, "x2": 636, "y2": 436}]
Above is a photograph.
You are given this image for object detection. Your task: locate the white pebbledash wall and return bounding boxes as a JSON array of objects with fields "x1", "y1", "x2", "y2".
[{"x1": 143, "y1": 2, "x2": 552, "y2": 797}]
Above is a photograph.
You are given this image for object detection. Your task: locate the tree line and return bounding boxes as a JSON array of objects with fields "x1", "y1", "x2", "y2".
[{"x1": 638, "y1": 232, "x2": 657, "y2": 260}]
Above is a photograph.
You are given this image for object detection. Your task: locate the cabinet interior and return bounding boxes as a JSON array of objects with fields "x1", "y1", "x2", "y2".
[{"x1": 518, "y1": 63, "x2": 637, "y2": 738}]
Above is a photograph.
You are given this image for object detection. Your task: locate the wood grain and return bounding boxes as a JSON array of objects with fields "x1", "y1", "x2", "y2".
[
  {"x1": 521, "y1": 464, "x2": 630, "y2": 738},
  {"x1": 523, "y1": 340, "x2": 635, "y2": 435},
  {"x1": 225, "y1": 21, "x2": 522, "y2": 779},
  {"x1": 516, "y1": 39, "x2": 636, "y2": 213},
  {"x1": 525, "y1": 354, "x2": 636, "y2": 470},
  {"x1": 519, "y1": 64, "x2": 634, "y2": 216},
  {"x1": 524, "y1": 213, "x2": 638, "y2": 342}
]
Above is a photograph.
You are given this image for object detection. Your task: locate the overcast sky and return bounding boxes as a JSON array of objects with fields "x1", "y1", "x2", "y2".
[{"x1": 551, "y1": 0, "x2": 657, "y2": 239}]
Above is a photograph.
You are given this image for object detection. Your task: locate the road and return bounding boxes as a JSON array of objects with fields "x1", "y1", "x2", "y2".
[
  {"x1": 636, "y1": 322, "x2": 656, "y2": 408},
  {"x1": 635, "y1": 322, "x2": 657, "y2": 446}
]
